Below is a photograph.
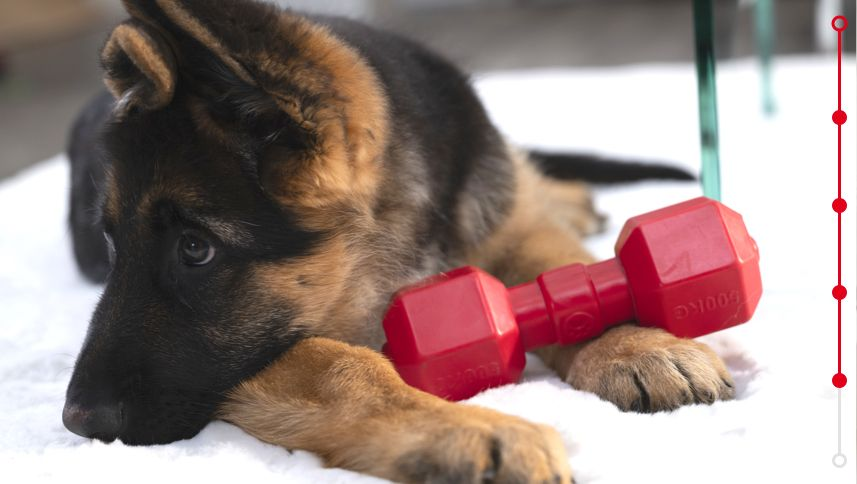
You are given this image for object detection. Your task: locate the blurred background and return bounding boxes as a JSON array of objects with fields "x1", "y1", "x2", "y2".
[{"x1": 0, "y1": 0, "x2": 853, "y2": 181}]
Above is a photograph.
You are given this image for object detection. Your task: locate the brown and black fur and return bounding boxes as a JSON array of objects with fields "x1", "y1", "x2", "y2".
[{"x1": 64, "y1": 1, "x2": 731, "y2": 482}]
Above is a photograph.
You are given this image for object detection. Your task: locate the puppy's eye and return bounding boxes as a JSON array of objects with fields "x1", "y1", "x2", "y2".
[{"x1": 178, "y1": 233, "x2": 215, "y2": 266}]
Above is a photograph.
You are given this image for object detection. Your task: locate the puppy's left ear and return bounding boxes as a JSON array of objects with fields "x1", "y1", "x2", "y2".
[{"x1": 101, "y1": 19, "x2": 177, "y2": 114}]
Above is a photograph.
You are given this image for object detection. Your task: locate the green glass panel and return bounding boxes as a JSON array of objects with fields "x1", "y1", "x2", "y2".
[
  {"x1": 693, "y1": 0, "x2": 721, "y2": 201},
  {"x1": 755, "y1": 0, "x2": 776, "y2": 115}
]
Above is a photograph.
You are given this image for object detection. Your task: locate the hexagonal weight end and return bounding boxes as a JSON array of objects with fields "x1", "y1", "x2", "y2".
[
  {"x1": 615, "y1": 198, "x2": 762, "y2": 337},
  {"x1": 382, "y1": 266, "x2": 525, "y2": 400}
]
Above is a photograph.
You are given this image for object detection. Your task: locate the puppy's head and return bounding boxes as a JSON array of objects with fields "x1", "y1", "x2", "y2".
[{"x1": 63, "y1": 0, "x2": 389, "y2": 445}]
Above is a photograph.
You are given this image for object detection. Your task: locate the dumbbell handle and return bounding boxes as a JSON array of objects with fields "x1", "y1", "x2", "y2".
[{"x1": 509, "y1": 258, "x2": 633, "y2": 350}]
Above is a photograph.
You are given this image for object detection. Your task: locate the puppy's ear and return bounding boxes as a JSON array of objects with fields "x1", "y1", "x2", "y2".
[
  {"x1": 117, "y1": 0, "x2": 390, "y2": 209},
  {"x1": 101, "y1": 19, "x2": 177, "y2": 114}
]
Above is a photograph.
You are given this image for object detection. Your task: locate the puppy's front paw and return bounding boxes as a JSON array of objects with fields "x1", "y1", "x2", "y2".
[
  {"x1": 392, "y1": 406, "x2": 571, "y2": 484},
  {"x1": 566, "y1": 325, "x2": 735, "y2": 413}
]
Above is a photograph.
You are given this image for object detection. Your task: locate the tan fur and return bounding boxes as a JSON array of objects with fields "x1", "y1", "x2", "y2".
[
  {"x1": 252, "y1": 237, "x2": 366, "y2": 345},
  {"x1": 154, "y1": 0, "x2": 256, "y2": 85},
  {"x1": 220, "y1": 337, "x2": 571, "y2": 483},
  {"x1": 464, "y1": 146, "x2": 596, "y2": 284},
  {"x1": 554, "y1": 325, "x2": 734, "y2": 411},
  {"x1": 187, "y1": 98, "x2": 235, "y2": 149},
  {"x1": 464, "y1": 149, "x2": 735, "y2": 412},
  {"x1": 221, "y1": 142, "x2": 732, "y2": 479},
  {"x1": 120, "y1": 0, "x2": 158, "y2": 28},
  {"x1": 539, "y1": 177, "x2": 606, "y2": 236},
  {"x1": 135, "y1": 177, "x2": 203, "y2": 220},
  {"x1": 153, "y1": 0, "x2": 389, "y2": 211},
  {"x1": 103, "y1": 166, "x2": 121, "y2": 223},
  {"x1": 102, "y1": 22, "x2": 176, "y2": 110},
  {"x1": 99, "y1": 2, "x2": 733, "y2": 478},
  {"x1": 251, "y1": 210, "x2": 427, "y2": 350},
  {"x1": 257, "y1": 18, "x2": 390, "y2": 211}
]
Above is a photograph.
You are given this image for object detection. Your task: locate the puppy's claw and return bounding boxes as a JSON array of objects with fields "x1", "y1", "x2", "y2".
[
  {"x1": 567, "y1": 325, "x2": 734, "y2": 413},
  {"x1": 393, "y1": 411, "x2": 571, "y2": 484}
]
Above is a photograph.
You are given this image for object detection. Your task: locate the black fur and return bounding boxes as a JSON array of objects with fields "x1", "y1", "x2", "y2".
[
  {"x1": 68, "y1": 95, "x2": 317, "y2": 444},
  {"x1": 65, "y1": 1, "x2": 692, "y2": 446},
  {"x1": 68, "y1": 90, "x2": 115, "y2": 283},
  {"x1": 530, "y1": 151, "x2": 695, "y2": 184},
  {"x1": 67, "y1": 17, "x2": 329, "y2": 439}
]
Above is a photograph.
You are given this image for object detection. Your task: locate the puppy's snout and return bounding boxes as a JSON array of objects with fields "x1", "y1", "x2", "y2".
[{"x1": 62, "y1": 400, "x2": 124, "y2": 442}]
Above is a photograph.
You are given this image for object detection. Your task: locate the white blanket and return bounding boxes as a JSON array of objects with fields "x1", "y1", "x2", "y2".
[{"x1": 1, "y1": 57, "x2": 854, "y2": 483}]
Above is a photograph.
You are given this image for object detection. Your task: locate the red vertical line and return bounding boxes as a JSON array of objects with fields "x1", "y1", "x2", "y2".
[
  {"x1": 835, "y1": 24, "x2": 842, "y2": 377},
  {"x1": 838, "y1": 31, "x2": 842, "y2": 110},
  {"x1": 837, "y1": 28, "x2": 842, "y2": 198}
]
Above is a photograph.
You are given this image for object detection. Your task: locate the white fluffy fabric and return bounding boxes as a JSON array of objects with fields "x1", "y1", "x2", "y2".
[{"x1": 1, "y1": 56, "x2": 854, "y2": 483}]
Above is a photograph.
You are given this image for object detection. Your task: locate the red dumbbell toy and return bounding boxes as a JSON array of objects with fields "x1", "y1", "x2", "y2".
[{"x1": 382, "y1": 197, "x2": 762, "y2": 400}]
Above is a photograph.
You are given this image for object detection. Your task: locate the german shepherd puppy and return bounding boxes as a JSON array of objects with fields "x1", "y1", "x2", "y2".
[{"x1": 63, "y1": 1, "x2": 735, "y2": 481}]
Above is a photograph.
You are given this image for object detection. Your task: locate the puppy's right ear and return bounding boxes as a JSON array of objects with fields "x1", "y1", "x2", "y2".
[{"x1": 101, "y1": 19, "x2": 177, "y2": 115}]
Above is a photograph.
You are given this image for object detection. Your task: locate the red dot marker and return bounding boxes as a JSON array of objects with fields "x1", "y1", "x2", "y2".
[
  {"x1": 833, "y1": 373, "x2": 847, "y2": 388},
  {"x1": 833, "y1": 198, "x2": 847, "y2": 213},
  {"x1": 832, "y1": 16, "x2": 848, "y2": 32},
  {"x1": 833, "y1": 285, "x2": 847, "y2": 300},
  {"x1": 832, "y1": 110, "x2": 847, "y2": 125}
]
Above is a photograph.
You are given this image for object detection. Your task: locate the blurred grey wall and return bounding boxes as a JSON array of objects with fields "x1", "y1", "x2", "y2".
[
  {"x1": 0, "y1": 0, "x2": 845, "y2": 181},
  {"x1": 273, "y1": 0, "x2": 385, "y2": 18}
]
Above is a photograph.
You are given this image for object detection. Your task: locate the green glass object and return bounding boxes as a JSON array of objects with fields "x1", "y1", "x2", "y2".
[
  {"x1": 693, "y1": 0, "x2": 721, "y2": 201},
  {"x1": 755, "y1": 0, "x2": 776, "y2": 115}
]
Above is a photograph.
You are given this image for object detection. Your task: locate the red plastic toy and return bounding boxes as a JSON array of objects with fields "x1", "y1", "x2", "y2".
[{"x1": 382, "y1": 197, "x2": 762, "y2": 400}]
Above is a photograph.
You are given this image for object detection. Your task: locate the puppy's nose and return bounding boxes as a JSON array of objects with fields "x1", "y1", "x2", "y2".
[{"x1": 62, "y1": 401, "x2": 123, "y2": 441}]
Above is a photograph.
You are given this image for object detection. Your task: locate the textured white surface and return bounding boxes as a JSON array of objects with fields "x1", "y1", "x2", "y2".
[{"x1": 1, "y1": 56, "x2": 855, "y2": 483}]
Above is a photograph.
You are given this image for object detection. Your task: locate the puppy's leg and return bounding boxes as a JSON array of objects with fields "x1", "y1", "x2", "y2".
[
  {"x1": 538, "y1": 178, "x2": 606, "y2": 237},
  {"x1": 220, "y1": 337, "x2": 571, "y2": 484},
  {"x1": 472, "y1": 158, "x2": 734, "y2": 413}
]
